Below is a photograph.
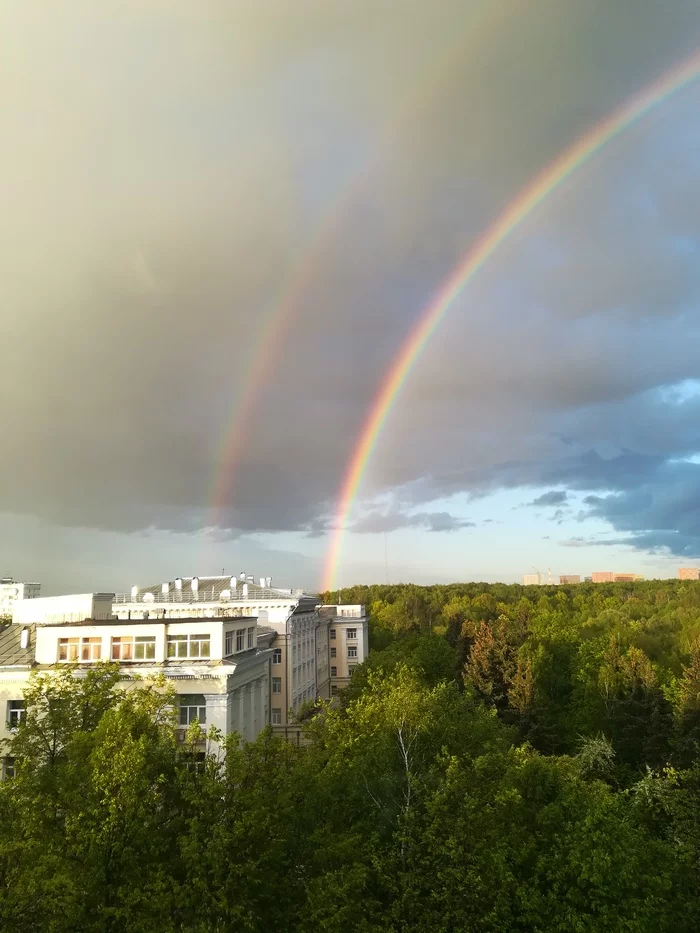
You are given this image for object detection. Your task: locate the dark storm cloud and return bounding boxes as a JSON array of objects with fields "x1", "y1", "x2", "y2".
[{"x1": 3, "y1": 0, "x2": 700, "y2": 567}]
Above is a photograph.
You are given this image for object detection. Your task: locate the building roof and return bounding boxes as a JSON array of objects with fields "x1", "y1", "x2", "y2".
[
  {"x1": 38, "y1": 615, "x2": 257, "y2": 628},
  {"x1": 116, "y1": 575, "x2": 318, "y2": 606},
  {"x1": 0, "y1": 622, "x2": 36, "y2": 667}
]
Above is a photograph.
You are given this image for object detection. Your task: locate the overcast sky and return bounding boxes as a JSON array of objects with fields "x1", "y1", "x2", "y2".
[{"x1": 3, "y1": 1, "x2": 700, "y2": 594}]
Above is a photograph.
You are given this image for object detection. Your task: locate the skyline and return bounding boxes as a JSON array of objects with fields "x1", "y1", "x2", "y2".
[{"x1": 3, "y1": 2, "x2": 700, "y2": 593}]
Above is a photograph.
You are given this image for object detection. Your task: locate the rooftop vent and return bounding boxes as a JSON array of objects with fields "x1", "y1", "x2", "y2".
[
  {"x1": 191, "y1": 577, "x2": 199, "y2": 592},
  {"x1": 143, "y1": 592, "x2": 155, "y2": 603},
  {"x1": 242, "y1": 583, "x2": 248, "y2": 598},
  {"x1": 175, "y1": 578, "x2": 183, "y2": 590},
  {"x1": 220, "y1": 589, "x2": 231, "y2": 601},
  {"x1": 130, "y1": 585, "x2": 138, "y2": 600},
  {"x1": 239, "y1": 571, "x2": 246, "y2": 581},
  {"x1": 161, "y1": 582, "x2": 170, "y2": 594},
  {"x1": 20, "y1": 627, "x2": 29, "y2": 650}
]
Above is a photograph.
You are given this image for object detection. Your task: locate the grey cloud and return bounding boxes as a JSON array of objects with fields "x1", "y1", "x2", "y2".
[
  {"x1": 2, "y1": 0, "x2": 700, "y2": 567},
  {"x1": 351, "y1": 509, "x2": 474, "y2": 535},
  {"x1": 529, "y1": 491, "x2": 568, "y2": 507}
]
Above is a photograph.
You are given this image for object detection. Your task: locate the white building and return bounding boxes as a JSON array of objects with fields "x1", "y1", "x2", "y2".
[
  {"x1": 0, "y1": 578, "x2": 40, "y2": 617},
  {"x1": 319, "y1": 605, "x2": 369, "y2": 694},
  {"x1": 13, "y1": 593, "x2": 113, "y2": 625},
  {"x1": 1, "y1": 591, "x2": 273, "y2": 778},
  {"x1": 113, "y1": 576, "x2": 326, "y2": 737},
  {"x1": 522, "y1": 574, "x2": 543, "y2": 586}
]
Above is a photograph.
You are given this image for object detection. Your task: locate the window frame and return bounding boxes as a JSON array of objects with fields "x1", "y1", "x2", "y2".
[
  {"x1": 271, "y1": 707, "x2": 282, "y2": 725},
  {"x1": 167, "y1": 633, "x2": 211, "y2": 660},
  {"x1": 134, "y1": 635, "x2": 156, "y2": 660},
  {"x1": 346, "y1": 628, "x2": 357, "y2": 640},
  {"x1": 330, "y1": 665, "x2": 337, "y2": 677},
  {"x1": 272, "y1": 677, "x2": 282, "y2": 695},
  {"x1": 235, "y1": 629, "x2": 245, "y2": 652},
  {"x1": 329, "y1": 629, "x2": 336, "y2": 640},
  {"x1": 58, "y1": 637, "x2": 80, "y2": 662},
  {"x1": 347, "y1": 646, "x2": 358, "y2": 659},
  {"x1": 178, "y1": 694, "x2": 207, "y2": 726},
  {"x1": 7, "y1": 700, "x2": 25, "y2": 730},
  {"x1": 111, "y1": 636, "x2": 134, "y2": 661},
  {"x1": 247, "y1": 626, "x2": 255, "y2": 649}
]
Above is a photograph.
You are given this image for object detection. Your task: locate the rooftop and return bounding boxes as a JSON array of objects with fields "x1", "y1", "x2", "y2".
[
  {"x1": 115, "y1": 575, "x2": 318, "y2": 606},
  {"x1": 0, "y1": 622, "x2": 36, "y2": 666}
]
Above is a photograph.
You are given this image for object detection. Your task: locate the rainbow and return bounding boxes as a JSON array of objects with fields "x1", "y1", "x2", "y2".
[
  {"x1": 210, "y1": 2, "x2": 499, "y2": 533},
  {"x1": 321, "y1": 48, "x2": 700, "y2": 593}
]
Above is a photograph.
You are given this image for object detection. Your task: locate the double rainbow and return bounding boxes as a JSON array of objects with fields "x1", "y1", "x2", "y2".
[{"x1": 321, "y1": 48, "x2": 700, "y2": 593}]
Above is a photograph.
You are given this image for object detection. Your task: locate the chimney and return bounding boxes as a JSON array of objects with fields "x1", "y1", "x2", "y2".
[{"x1": 20, "y1": 627, "x2": 29, "y2": 650}]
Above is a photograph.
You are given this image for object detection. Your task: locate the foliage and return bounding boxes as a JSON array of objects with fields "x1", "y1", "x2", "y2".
[{"x1": 4, "y1": 579, "x2": 700, "y2": 929}]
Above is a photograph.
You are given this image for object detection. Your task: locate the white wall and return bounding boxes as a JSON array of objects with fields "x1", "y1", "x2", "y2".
[{"x1": 13, "y1": 593, "x2": 114, "y2": 625}]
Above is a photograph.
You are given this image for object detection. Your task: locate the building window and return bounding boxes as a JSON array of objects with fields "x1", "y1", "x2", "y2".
[
  {"x1": 134, "y1": 636, "x2": 156, "y2": 660},
  {"x1": 330, "y1": 647, "x2": 336, "y2": 659},
  {"x1": 81, "y1": 638, "x2": 102, "y2": 661},
  {"x1": 58, "y1": 637, "x2": 79, "y2": 661},
  {"x1": 236, "y1": 629, "x2": 245, "y2": 652},
  {"x1": 272, "y1": 648, "x2": 282, "y2": 664},
  {"x1": 272, "y1": 677, "x2": 282, "y2": 694},
  {"x1": 225, "y1": 631, "x2": 234, "y2": 656},
  {"x1": 7, "y1": 700, "x2": 25, "y2": 729},
  {"x1": 2, "y1": 757, "x2": 15, "y2": 780},
  {"x1": 348, "y1": 663, "x2": 358, "y2": 674},
  {"x1": 330, "y1": 629, "x2": 336, "y2": 640},
  {"x1": 346, "y1": 629, "x2": 357, "y2": 640},
  {"x1": 167, "y1": 634, "x2": 211, "y2": 659},
  {"x1": 271, "y1": 707, "x2": 282, "y2": 725},
  {"x1": 330, "y1": 666, "x2": 337, "y2": 677},
  {"x1": 111, "y1": 636, "x2": 133, "y2": 661},
  {"x1": 179, "y1": 694, "x2": 207, "y2": 726},
  {"x1": 347, "y1": 646, "x2": 358, "y2": 659},
  {"x1": 247, "y1": 627, "x2": 255, "y2": 649},
  {"x1": 331, "y1": 685, "x2": 338, "y2": 696}
]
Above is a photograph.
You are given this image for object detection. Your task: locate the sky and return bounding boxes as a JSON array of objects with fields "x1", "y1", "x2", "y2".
[{"x1": 2, "y1": 1, "x2": 700, "y2": 594}]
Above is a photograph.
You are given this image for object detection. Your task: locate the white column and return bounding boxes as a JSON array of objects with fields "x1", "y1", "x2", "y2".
[{"x1": 238, "y1": 686, "x2": 245, "y2": 741}]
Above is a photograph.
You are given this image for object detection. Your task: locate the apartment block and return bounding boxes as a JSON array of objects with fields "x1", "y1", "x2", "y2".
[
  {"x1": 319, "y1": 605, "x2": 369, "y2": 695},
  {"x1": 679, "y1": 568, "x2": 700, "y2": 581},
  {"x1": 591, "y1": 572, "x2": 615, "y2": 583},
  {"x1": 1, "y1": 589, "x2": 274, "y2": 777},
  {"x1": 522, "y1": 574, "x2": 542, "y2": 586},
  {"x1": 113, "y1": 576, "x2": 326, "y2": 738},
  {"x1": 559, "y1": 575, "x2": 581, "y2": 585}
]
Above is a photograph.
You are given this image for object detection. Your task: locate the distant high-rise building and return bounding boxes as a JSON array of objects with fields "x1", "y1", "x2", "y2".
[
  {"x1": 0, "y1": 578, "x2": 40, "y2": 617},
  {"x1": 679, "y1": 568, "x2": 700, "y2": 581},
  {"x1": 559, "y1": 575, "x2": 580, "y2": 585},
  {"x1": 613, "y1": 573, "x2": 643, "y2": 583},
  {"x1": 522, "y1": 573, "x2": 543, "y2": 586},
  {"x1": 584, "y1": 576, "x2": 592, "y2": 583},
  {"x1": 591, "y1": 572, "x2": 615, "y2": 583}
]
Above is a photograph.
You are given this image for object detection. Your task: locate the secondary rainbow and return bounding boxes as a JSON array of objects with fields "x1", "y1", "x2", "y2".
[
  {"x1": 209, "y1": 2, "x2": 499, "y2": 532},
  {"x1": 322, "y1": 48, "x2": 700, "y2": 593}
]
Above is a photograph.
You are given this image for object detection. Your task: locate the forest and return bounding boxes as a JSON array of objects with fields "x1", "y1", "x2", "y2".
[{"x1": 3, "y1": 579, "x2": 700, "y2": 931}]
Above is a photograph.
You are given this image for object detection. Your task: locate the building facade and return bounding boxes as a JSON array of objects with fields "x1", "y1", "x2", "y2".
[
  {"x1": 0, "y1": 578, "x2": 40, "y2": 618},
  {"x1": 522, "y1": 574, "x2": 542, "y2": 586},
  {"x1": 559, "y1": 575, "x2": 581, "y2": 585},
  {"x1": 113, "y1": 576, "x2": 326, "y2": 735},
  {"x1": 591, "y1": 572, "x2": 615, "y2": 583},
  {"x1": 319, "y1": 605, "x2": 369, "y2": 694},
  {"x1": 1, "y1": 591, "x2": 273, "y2": 778},
  {"x1": 679, "y1": 568, "x2": 700, "y2": 581}
]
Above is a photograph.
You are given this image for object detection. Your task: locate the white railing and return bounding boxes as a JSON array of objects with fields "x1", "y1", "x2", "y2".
[{"x1": 113, "y1": 586, "x2": 299, "y2": 604}]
